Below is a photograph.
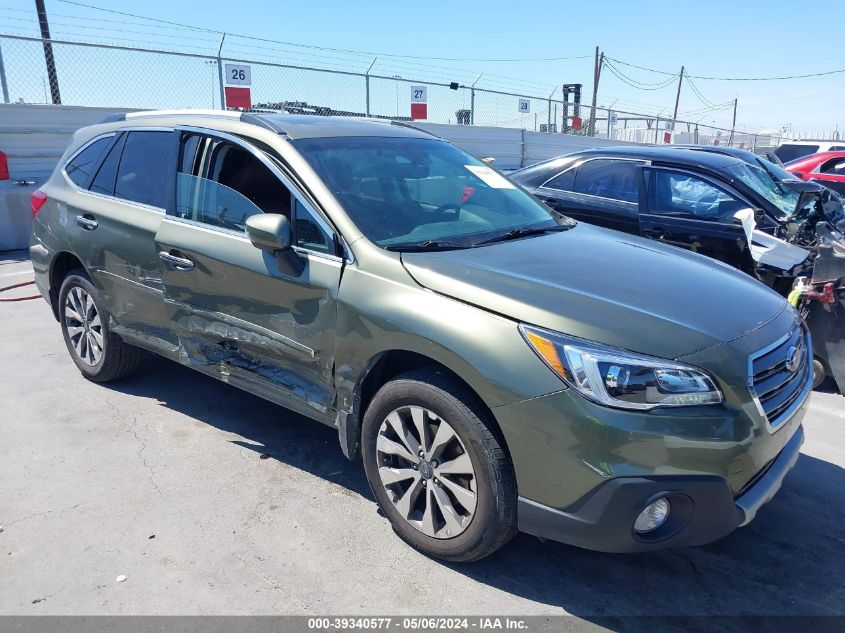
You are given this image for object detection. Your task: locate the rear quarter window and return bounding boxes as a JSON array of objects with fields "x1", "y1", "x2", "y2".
[{"x1": 64, "y1": 136, "x2": 113, "y2": 188}]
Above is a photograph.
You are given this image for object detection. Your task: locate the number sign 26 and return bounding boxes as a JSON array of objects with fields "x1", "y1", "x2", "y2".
[{"x1": 225, "y1": 64, "x2": 251, "y2": 86}]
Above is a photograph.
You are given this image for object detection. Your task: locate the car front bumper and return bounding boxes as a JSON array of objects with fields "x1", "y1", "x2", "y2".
[{"x1": 517, "y1": 424, "x2": 804, "y2": 552}]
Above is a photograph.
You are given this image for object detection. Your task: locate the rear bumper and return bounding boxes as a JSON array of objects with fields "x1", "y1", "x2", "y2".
[{"x1": 518, "y1": 425, "x2": 804, "y2": 553}]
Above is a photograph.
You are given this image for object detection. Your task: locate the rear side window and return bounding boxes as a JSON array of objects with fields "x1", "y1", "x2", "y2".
[
  {"x1": 64, "y1": 136, "x2": 112, "y2": 188},
  {"x1": 820, "y1": 158, "x2": 845, "y2": 176},
  {"x1": 573, "y1": 159, "x2": 639, "y2": 203},
  {"x1": 114, "y1": 131, "x2": 173, "y2": 208},
  {"x1": 89, "y1": 134, "x2": 125, "y2": 196}
]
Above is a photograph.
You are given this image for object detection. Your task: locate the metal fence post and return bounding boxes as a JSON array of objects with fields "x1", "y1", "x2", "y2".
[
  {"x1": 520, "y1": 128, "x2": 526, "y2": 168},
  {"x1": 216, "y1": 33, "x2": 226, "y2": 110},
  {"x1": 470, "y1": 74, "x2": 482, "y2": 125},
  {"x1": 655, "y1": 116, "x2": 660, "y2": 144},
  {"x1": 0, "y1": 41, "x2": 9, "y2": 104},
  {"x1": 365, "y1": 57, "x2": 376, "y2": 117}
]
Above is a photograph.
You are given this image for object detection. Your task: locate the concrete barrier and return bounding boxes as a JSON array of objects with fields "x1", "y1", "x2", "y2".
[{"x1": 0, "y1": 104, "x2": 142, "y2": 251}]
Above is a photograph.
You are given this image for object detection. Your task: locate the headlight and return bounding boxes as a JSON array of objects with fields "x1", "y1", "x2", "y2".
[{"x1": 520, "y1": 325, "x2": 722, "y2": 410}]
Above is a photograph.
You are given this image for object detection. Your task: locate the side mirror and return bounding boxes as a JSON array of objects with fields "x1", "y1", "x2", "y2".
[
  {"x1": 246, "y1": 214, "x2": 291, "y2": 251},
  {"x1": 245, "y1": 214, "x2": 304, "y2": 276}
]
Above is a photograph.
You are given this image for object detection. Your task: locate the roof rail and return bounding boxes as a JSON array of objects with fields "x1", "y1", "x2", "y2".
[
  {"x1": 100, "y1": 112, "x2": 126, "y2": 123},
  {"x1": 239, "y1": 113, "x2": 287, "y2": 135},
  {"x1": 388, "y1": 119, "x2": 441, "y2": 139}
]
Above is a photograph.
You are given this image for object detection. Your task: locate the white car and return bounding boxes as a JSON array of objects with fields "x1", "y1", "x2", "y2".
[{"x1": 775, "y1": 139, "x2": 845, "y2": 164}]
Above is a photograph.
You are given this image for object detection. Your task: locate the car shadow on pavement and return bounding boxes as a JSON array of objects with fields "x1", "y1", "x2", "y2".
[
  {"x1": 107, "y1": 353, "x2": 844, "y2": 621},
  {"x1": 107, "y1": 352, "x2": 375, "y2": 500},
  {"x1": 0, "y1": 249, "x2": 31, "y2": 265}
]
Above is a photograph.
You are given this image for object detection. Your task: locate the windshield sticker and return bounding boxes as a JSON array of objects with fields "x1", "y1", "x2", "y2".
[{"x1": 464, "y1": 165, "x2": 515, "y2": 189}]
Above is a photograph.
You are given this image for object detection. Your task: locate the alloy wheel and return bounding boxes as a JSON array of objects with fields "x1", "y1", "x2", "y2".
[
  {"x1": 376, "y1": 405, "x2": 478, "y2": 539},
  {"x1": 64, "y1": 286, "x2": 103, "y2": 366}
]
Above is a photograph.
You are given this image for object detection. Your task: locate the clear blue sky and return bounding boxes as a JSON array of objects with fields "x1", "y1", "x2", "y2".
[{"x1": 2, "y1": 0, "x2": 842, "y2": 135}]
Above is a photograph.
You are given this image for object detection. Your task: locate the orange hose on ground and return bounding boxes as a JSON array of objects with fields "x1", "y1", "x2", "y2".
[{"x1": 0, "y1": 280, "x2": 41, "y2": 301}]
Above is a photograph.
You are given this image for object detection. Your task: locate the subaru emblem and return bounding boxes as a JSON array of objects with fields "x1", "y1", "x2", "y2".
[{"x1": 785, "y1": 344, "x2": 802, "y2": 374}]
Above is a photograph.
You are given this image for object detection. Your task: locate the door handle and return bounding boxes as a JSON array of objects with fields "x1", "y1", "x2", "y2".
[
  {"x1": 158, "y1": 250, "x2": 195, "y2": 271},
  {"x1": 75, "y1": 214, "x2": 98, "y2": 231},
  {"x1": 644, "y1": 228, "x2": 667, "y2": 239}
]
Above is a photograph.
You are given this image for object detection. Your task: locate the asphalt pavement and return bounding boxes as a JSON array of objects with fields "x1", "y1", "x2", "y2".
[{"x1": 1, "y1": 252, "x2": 843, "y2": 625}]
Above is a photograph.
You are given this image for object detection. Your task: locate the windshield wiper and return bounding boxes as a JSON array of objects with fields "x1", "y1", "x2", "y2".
[
  {"x1": 385, "y1": 240, "x2": 472, "y2": 252},
  {"x1": 473, "y1": 223, "x2": 573, "y2": 246}
]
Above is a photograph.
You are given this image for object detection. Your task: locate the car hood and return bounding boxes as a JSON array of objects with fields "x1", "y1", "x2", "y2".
[{"x1": 401, "y1": 224, "x2": 787, "y2": 359}]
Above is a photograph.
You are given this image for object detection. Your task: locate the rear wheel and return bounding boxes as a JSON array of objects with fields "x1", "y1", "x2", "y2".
[
  {"x1": 362, "y1": 368, "x2": 516, "y2": 562},
  {"x1": 812, "y1": 357, "x2": 827, "y2": 389},
  {"x1": 58, "y1": 269, "x2": 141, "y2": 382}
]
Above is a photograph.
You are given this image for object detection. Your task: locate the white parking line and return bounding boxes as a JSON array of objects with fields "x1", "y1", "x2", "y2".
[{"x1": 0, "y1": 270, "x2": 34, "y2": 279}]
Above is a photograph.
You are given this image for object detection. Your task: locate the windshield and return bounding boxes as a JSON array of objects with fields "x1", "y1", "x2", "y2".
[
  {"x1": 292, "y1": 136, "x2": 559, "y2": 248},
  {"x1": 725, "y1": 161, "x2": 799, "y2": 219}
]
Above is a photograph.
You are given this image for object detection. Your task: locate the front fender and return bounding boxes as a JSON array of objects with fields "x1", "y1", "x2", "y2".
[{"x1": 334, "y1": 264, "x2": 563, "y2": 419}]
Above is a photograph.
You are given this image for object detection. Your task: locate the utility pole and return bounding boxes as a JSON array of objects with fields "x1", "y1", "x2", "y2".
[
  {"x1": 34, "y1": 0, "x2": 61, "y2": 104},
  {"x1": 729, "y1": 98, "x2": 738, "y2": 146},
  {"x1": 671, "y1": 65, "x2": 684, "y2": 140},
  {"x1": 588, "y1": 46, "x2": 603, "y2": 136}
]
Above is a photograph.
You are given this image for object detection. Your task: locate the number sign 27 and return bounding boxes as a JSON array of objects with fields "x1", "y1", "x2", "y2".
[
  {"x1": 411, "y1": 86, "x2": 427, "y2": 103},
  {"x1": 225, "y1": 64, "x2": 251, "y2": 86}
]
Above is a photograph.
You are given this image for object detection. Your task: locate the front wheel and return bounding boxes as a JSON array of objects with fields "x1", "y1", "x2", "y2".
[
  {"x1": 58, "y1": 269, "x2": 141, "y2": 382},
  {"x1": 361, "y1": 368, "x2": 517, "y2": 562}
]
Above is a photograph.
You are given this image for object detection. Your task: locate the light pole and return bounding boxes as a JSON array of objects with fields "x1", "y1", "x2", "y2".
[
  {"x1": 393, "y1": 75, "x2": 401, "y2": 117},
  {"x1": 204, "y1": 60, "x2": 217, "y2": 109}
]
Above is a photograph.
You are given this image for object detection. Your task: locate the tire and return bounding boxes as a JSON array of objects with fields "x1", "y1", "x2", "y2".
[
  {"x1": 361, "y1": 367, "x2": 517, "y2": 562},
  {"x1": 812, "y1": 357, "x2": 826, "y2": 390},
  {"x1": 58, "y1": 268, "x2": 141, "y2": 382}
]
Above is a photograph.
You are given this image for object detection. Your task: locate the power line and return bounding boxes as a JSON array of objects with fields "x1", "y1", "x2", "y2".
[
  {"x1": 606, "y1": 54, "x2": 845, "y2": 81},
  {"x1": 603, "y1": 58, "x2": 678, "y2": 91}
]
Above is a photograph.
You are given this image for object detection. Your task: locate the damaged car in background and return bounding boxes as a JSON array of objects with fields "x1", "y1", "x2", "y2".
[
  {"x1": 512, "y1": 146, "x2": 845, "y2": 393},
  {"x1": 31, "y1": 112, "x2": 811, "y2": 561}
]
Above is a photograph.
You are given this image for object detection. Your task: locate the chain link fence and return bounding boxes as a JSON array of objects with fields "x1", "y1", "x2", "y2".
[{"x1": 0, "y1": 33, "x2": 788, "y2": 152}]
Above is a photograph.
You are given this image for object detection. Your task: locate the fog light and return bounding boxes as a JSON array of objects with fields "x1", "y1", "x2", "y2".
[{"x1": 634, "y1": 497, "x2": 670, "y2": 533}]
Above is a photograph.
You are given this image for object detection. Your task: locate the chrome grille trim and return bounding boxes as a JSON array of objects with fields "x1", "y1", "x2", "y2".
[{"x1": 749, "y1": 325, "x2": 813, "y2": 433}]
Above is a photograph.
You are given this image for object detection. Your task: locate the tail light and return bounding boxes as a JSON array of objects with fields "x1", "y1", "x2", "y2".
[
  {"x1": 31, "y1": 190, "x2": 48, "y2": 218},
  {"x1": 0, "y1": 151, "x2": 8, "y2": 181},
  {"x1": 806, "y1": 281, "x2": 839, "y2": 306}
]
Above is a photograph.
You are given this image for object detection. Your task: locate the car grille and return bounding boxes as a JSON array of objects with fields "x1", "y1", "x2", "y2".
[{"x1": 751, "y1": 326, "x2": 811, "y2": 430}]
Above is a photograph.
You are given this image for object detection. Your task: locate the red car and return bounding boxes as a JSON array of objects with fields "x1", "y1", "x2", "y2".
[{"x1": 785, "y1": 151, "x2": 845, "y2": 195}]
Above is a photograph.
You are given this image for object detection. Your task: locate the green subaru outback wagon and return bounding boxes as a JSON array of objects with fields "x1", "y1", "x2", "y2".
[{"x1": 30, "y1": 111, "x2": 810, "y2": 561}]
